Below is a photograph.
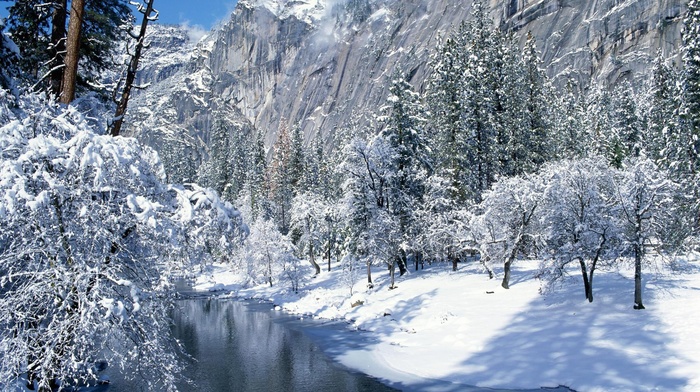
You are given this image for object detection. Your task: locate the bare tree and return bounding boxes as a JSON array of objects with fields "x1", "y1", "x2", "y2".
[{"x1": 110, "y1": 0, "x2": 158, "y2": 136}]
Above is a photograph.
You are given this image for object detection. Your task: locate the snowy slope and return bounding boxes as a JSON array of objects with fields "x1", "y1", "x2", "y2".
[{"x1": 194, "y1": 258, "x2": 700, "y2": 392}]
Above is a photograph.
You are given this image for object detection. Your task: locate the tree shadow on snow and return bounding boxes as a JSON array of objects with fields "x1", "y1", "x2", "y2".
[{"x1": 439, "y1": 272, "x2": 690, "y2": 391}]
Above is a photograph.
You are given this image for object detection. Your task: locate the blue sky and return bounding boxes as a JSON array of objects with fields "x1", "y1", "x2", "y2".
[{"x1": 1, "y1": 1, "x2": 239, "y2": 31}]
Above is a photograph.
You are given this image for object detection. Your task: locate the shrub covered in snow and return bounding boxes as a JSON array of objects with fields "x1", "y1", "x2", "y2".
[{"x1": 0, "y1": 92, "x2": 246, "y2": 390}]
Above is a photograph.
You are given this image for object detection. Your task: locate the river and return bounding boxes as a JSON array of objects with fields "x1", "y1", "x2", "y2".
[
  {"x1": 106, "y1": 297, "x2": 397, "y2": 392},
  {"x1": 104, "y1": 296, "x2": 575, "y2": 392}
]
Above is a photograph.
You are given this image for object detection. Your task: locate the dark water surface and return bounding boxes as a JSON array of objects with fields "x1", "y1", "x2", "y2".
[
  {"x1": 107, "y1": 297, "x2": 397, "y2": 392},
  {"x1": 105, "y1": 296, "x2": 575, "y2": 392}
]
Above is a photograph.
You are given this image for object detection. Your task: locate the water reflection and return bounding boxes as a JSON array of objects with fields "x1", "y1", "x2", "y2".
[{"x1": 111, "y1": 298, "x2": 397, "y2": 392}]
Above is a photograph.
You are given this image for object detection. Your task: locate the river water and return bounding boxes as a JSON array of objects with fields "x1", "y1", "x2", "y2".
[
  {"x1": 172, "y1": 298, "x2": 397, "y2": 392},
  {"x1": 105, "y1": 296, "x2": 575, "y2": 392},
  {"x1": 106, "y1": 297, "x2": 397, "y2": 392}
]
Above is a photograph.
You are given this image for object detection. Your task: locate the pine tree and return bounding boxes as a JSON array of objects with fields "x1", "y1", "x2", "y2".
[
  {"x1": 645, "y1": 52, "x2": 680, "y2": 168},
  {"x1": 520, "y1": 32, "x2": 552, "y2": 172},
  {"x1": 5, "y1": 0, "x2": 51, "y2": 82},
  {"x1": 553, "y1": 79, "x2": 588, "y2": 159},
  {"x1": 382, "y1": 71, "x2": 429, "y2": 274},
  {"x1": 289, "y1": 123, "x2": 306, "y2": 193},
  {"x1": 5, "y1": 0, "x2": 131, "y2": 97},
  {"x1": 426, "y1": 32, "x2": 468, "y2": 203},
  {"x1": 680, "y1": 0, "x2": 700, "y2": 174},
  {"x1": 247, "y1": 129, "x2": 269, "y2": 220},
  {"x1": 199, "y1": 113, "x2": 233, "y2": 198},
  {"x1": 269, "y1": 123, "x2": 294, "y2": 234}
]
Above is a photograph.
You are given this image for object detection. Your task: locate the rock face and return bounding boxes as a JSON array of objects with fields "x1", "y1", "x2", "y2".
[{"x1": 124, "y1": 0, "x2": 686, "y2": 180}]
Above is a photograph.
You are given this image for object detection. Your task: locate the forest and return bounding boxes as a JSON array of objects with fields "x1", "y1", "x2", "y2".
[{"x1": 1, "y1": 0, "x2": 700, "y2": 390}]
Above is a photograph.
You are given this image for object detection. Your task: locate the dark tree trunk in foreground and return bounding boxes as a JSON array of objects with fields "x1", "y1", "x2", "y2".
[
  {"x1": 111, "y1": 0, "x2": 157, "y2": 136},
  {"x1": 579, "y1": 258, "x2": 592, "y2": 302},
  {"x1": 367, "y1": 261, "x2": 373, "y2": 289},
  {"x1": 389, "y1": 259, "x2": 396, "y2": 289},
  {"x1": 60, "y1": 0, "x2": 86, "y2": 104},
  {"x1": 633, "y1": 245, "x2": 645, "y2": 309}
]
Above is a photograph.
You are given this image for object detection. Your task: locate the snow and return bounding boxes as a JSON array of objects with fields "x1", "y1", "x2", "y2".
[
  {"x1": 194, "y1": 258, "x2": 700, "y2": 392},
  {"x1": 244, "y1": 0, "x2": 329, "y2": 24}
]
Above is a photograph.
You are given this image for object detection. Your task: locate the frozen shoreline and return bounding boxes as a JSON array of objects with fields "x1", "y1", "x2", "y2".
[{"x1": 193, "y1": 258, "x2": 700, "y2": 392}]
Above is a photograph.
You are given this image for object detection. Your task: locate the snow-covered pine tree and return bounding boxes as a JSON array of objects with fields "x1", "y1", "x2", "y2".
[
  {"x1": 382, "y1": 71, "x2": 429, "y2": 273},
  {"x1": 520, "y1": 31, "x2": 552, "y2": 172},
  {"x1": 269, "y1": 121, "x2": 294, "y2": 234},
  {"x1": 246, "y1": 129, "x2": 270, "y2": 220},
  {"x1": 289, "y1": 122, "x2": 306, "y2": 192},
  {"x1": 610, "y1": 80, "x2": 643, "y2": 166},
  {"x1": 552, "y1": 79, "x2": 588, "y2": 159},
  {"x1": 644, "y1": 52, "x2": 680, "y2": 167},
  {"x1": 680, "y1": 0, "x2": 700, "y2": 174},
  {"x1": 199, "y1": 113, "x2": 233, "y2": 197}
]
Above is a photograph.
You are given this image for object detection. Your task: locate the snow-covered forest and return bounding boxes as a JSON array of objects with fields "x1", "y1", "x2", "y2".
[{"x1": 2, "y1": 0, "x2": 700, "y2": 391}]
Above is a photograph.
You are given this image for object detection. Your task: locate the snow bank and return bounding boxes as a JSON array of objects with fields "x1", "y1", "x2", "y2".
[{"x1": 195, "y1": 258, "x2": 700, "y2": 392}]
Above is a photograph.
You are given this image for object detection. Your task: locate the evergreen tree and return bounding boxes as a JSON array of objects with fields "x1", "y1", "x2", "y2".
[
  {"x1": 289, "y1": 122, "x2": 306, "y2": 192},
  {"x1": 681, "y1": 0, "x2": 700, "y2": 173},
  {"x1": 610, "y1": 80, "x2": 642, "y2": 166},
  {"x1": 269, "y1": 123, "x2": 294, "y2": 234},
  {"x1": 382, "y1": 71, "x2": 429, "y2": 274},
  {"x1": 5, "y1": 0, "x2": 131, "y2": 96},
  {"x1": 247, "y1": 129, "x2": 269, "y2": 220},
  {"x1": 553, "y1": 79, "x2": 588, "y2": 159},
  {"x1": 426, "y1": 32, "x2": 469, "y2": 203},
  {"x1": 199, "y1": 113, "x2": 232, "y2": 198},
  {"x1": 644, "y1": 52, "x2": 680, "y2": 168},
  {"x1": 520, "y1": 32, "x2": 552, "y2": 172}
]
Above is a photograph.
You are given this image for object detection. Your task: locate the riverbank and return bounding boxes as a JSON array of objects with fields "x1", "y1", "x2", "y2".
[{"x1": 193, "y1": 257, "x2": 700, "y2": 392}]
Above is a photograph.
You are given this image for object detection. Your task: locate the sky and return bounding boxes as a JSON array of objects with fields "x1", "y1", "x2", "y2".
[{"x1": 0, "y1": 1, "x2": 239, "y2": 31}]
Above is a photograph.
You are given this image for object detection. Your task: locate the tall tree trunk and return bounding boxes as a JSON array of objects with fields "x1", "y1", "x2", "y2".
[
  {"x1": 49, "y1": 0, "x2": 67, "y2": 97},
  {"x1": 60, "y1": 0, "x2": 86, "y2": 104},
  {"x1": 111, "y1": 0, "x2": 157, "y2": 136},
  {"x1": 633, "y1": 244, "x2": 645, "y2": 309}
]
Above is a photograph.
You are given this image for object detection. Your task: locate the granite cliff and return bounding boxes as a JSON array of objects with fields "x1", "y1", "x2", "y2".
[{"x1": 124, "y1": 0, "x2": 686, "y2": 182}]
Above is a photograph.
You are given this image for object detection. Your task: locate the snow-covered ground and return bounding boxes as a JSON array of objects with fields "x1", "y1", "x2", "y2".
[{"x1": 193, "y1": 257, "x2": 700, "y2": 392}]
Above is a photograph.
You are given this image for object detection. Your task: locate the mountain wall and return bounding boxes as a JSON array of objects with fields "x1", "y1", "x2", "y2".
[{"x1": 124, "y1": 0, "x2": 686, "y2": 182}]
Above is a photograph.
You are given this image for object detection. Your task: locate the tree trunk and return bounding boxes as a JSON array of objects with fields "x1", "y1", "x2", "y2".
[
  {"x1": 49, "y1": 0, "x2": 67, "y2": 97},
  {"x1": 367, "y1": 261, "x2": 373, "y2": 289},
  {"x1": 327, "y1": 240, "x2": 332, "y2": 272},
  {"x1": 415, "y1": 251, "x2": 423, "y2": 271},
  {"x1": 60, "y1": 0, "x2": 86, "y2": 104},
  {"x1": 633, "y1": 244, "x2": 645, "y2": 309},
  {"x1": 579, "y1": 258, "x2": 592, "y2": 302},
  {"x1": 481, "y1": 256, "x2": 494, "y2": 279},
  {"x1": 389, "y1": 259, "x2": 396, "y2": 289},
  {"x1": 449, "y1": 250, "x2": 458, "y2": 271},
  {"x1": 502, "y1": 240, "x2": 521, "y2": 289},
  {"x1": 110, "y1": 0, "x2": 156, "y2": 136},
  {"x1": 501, "y1": 259, "x2": 512, "y2": 289},
  {"x1": 308, "y1": 244, "x2": 321, "y2": 276}
]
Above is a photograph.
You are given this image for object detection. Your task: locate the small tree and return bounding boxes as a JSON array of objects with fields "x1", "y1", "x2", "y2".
[
  {"x1": 475, "y1": 173, "x2": 544, "y2": 289},
  {"x1": 290, "y1": 192, "x2": 327, "y2": 275},
  {"x1": 615, "y1": 158, "x2": 679, "y2": 309},
  {"x1": 538, "y1": 159, "x2": 619, "y2": 303}
]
